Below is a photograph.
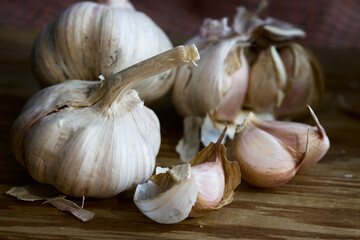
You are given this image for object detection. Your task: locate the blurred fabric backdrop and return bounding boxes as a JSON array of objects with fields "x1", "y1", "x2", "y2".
[{"x1": 1, "y1": 0, "x2": 359, "y2": 49}]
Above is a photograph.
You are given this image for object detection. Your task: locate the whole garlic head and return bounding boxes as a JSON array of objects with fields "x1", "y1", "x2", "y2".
[
  {"x1": 11, "y1": 45, "x2": 199, "y2": 198},
  {"x1": 31, "y1": 1, "x2": 173, "y2": 103}
]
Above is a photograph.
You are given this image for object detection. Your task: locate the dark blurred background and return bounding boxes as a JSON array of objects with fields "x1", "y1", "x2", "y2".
[{"x1": 0, "y1": 0, "x2": 359, "y2": 49}]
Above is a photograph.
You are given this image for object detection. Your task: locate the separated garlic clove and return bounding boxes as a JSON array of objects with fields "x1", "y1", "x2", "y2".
[
  {"x1": 133, "y1": 164, "x2": 199, "y2": 224},
  {"x1": 134, "y1": 127, "x2": 241, "y2": 224},
  {"x1": 11, "y1": 45, "x2": 199, "y2": 198},
  {"x1": 188, "y1": 127, "x2": 241, "y2": 217},
  {"x1": 232, "y1": 106, "x2": 329, "y2": 188},
  {"x1": 31, "y1": 1, "x2": 173, "y2": 103}
]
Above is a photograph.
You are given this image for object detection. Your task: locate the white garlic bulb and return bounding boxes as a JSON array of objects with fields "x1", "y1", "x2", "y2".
[
  {"x1": 11, "y1": 45, "x2": 199, "y2": 198},
  {"x1": 134, "y1": 127, "x2": 240, "y2": 224},
  {"x1": 31, "y1": 1, "x2": 173, "y2": 103}
]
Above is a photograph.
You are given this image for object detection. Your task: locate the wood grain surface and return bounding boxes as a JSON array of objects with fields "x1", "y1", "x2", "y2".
[{"x1": 0, "y1": 28, "x2": 359, "y2": 239}]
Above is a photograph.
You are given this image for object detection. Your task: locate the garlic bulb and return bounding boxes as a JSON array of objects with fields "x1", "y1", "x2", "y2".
[
  {"x1": 244, "y1": 43, "x2": 324, "y2": 117},
  {"x1": 11, "y1": 45, "x2": 199, "y2": 198},
  {"x1": 232, "y1": 106, "x2": 330, "y2": 188},
  {"x1": 31, "y1": 1, "x2": 173, "y2": 103},
  {"x1": 134, "y1": 127, "x2": 240, "y2": 224},
  {"x1": 172, "y1": 2, "x2": 315, "y2": 162}
]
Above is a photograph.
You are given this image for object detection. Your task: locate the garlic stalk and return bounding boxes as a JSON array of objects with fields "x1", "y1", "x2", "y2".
[
  {"x1": 232, "y1": 106, "x2": 330, "y2": 188},
  {"x1": 31, "y1": 1, "x2": 173, "y2": 103},
  {"x1": 134, "y1": 127, "x2": 241, "y2": 224},
  {"x1": 11, "y1": 45, "x2": 199, "y2": 198}
]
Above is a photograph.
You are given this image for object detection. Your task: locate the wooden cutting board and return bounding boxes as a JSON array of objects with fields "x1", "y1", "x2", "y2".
[{"x1": 0, "y1": 28, "x2": 359, "y2": 239}]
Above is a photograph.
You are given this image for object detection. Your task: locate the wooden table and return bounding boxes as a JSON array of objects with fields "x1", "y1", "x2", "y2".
[{"x1": 0, "y1": 28, "x2": 359, "y2": 239}]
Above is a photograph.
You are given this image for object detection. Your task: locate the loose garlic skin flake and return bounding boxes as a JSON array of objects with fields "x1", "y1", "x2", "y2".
[
  {"x1": 11, "y1": 45, "x2": 200, "y2": 198},
  {"x1": 31, "y1": 1, "x2": 174, "y2": 103}
]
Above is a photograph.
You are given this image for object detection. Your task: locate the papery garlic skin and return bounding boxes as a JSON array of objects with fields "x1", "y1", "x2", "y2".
[
  {"x1": 31, "y1": 1, "x2": 173, "y2": 103},
  {"x1": 11, "y1": 81, "x2": 160, "y2": 198},
  {"x1": 233, "y1": 4, "x2": 305, "y2": 43},
  {"x1": 233, "y1": 107, "x2": 329, "y2": 188}
]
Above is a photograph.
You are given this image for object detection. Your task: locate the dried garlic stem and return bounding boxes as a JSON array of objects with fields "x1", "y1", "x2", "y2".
[{"x1": 101, "y1": 45, "x2": 199, "y2": 106}]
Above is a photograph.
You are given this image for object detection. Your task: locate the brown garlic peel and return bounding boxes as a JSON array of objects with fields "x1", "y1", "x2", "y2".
[
  {"x1": 134, "y1": 127, "x2": 241, "y2": 224},
  {"x1": 11, "y1": 45, "x2": 199, "y2": 198},
  {"x1": 31, "y1": 1, "x2": 173, "y2": 103},
  {"x1": 232, "y1": 106, "x2": 329, "y2": 188}
]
